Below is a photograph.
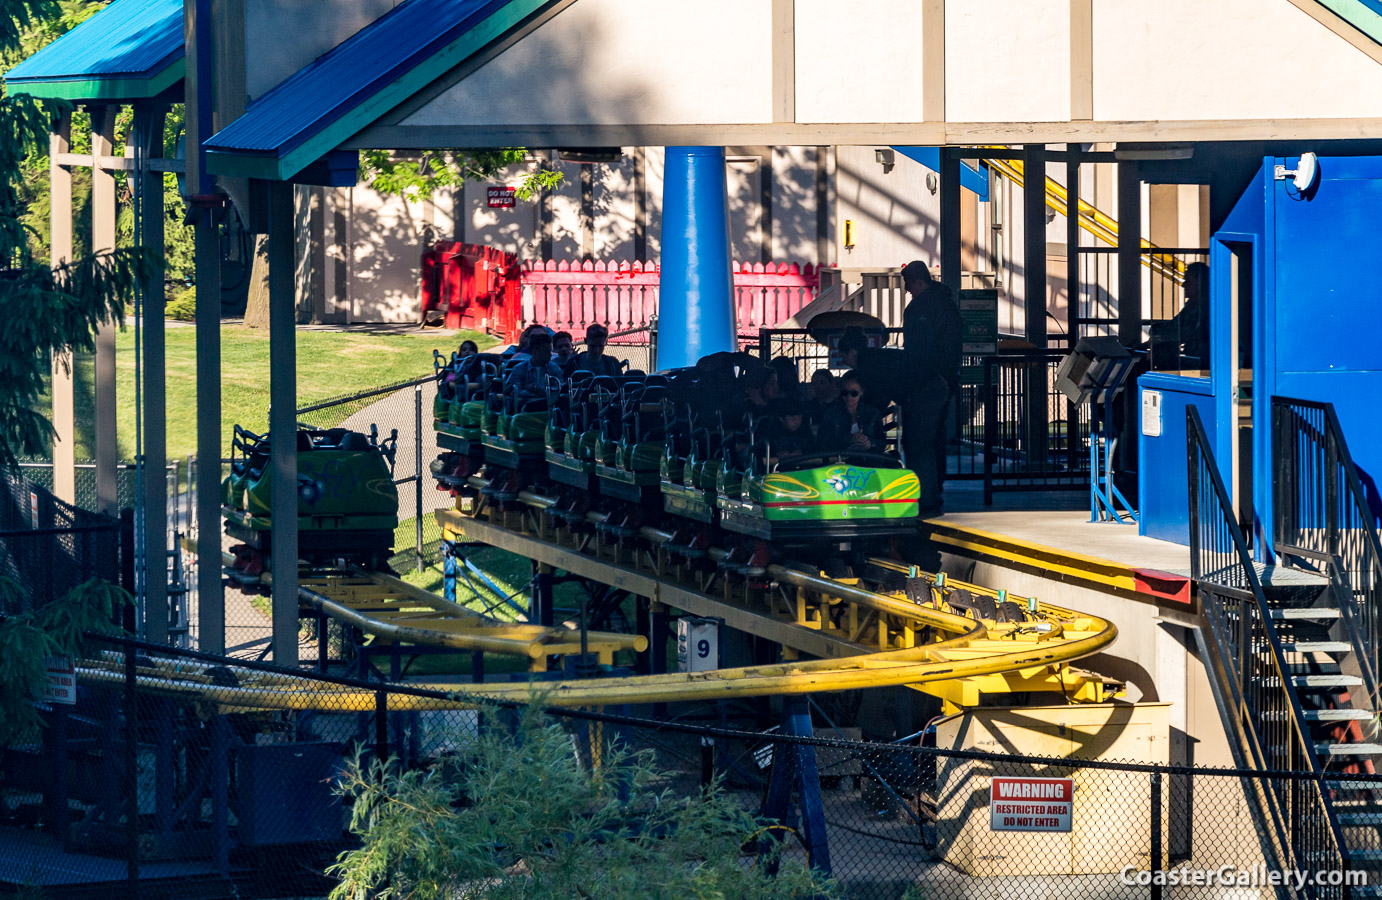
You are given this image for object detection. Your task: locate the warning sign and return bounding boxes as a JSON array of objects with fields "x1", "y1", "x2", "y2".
[
  {"x1": 989, "y1": 777, "x2": 1073, "y2": 832},
  {"x1": 487, "y1": 186, "x2": 517, "y2": 208},
  {"x1": 40, "y1": 655, "x2": 76, "y2": 705}
]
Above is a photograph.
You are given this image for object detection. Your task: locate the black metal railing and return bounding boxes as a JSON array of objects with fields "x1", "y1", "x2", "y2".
[
  {"x1": 982, "y1": 350, "x2": 1089, "y2": 503},
  {"x1": 1273, "y1": 396, "x2": 1382, "y2": 703},
  {"x1": 1187, "y1": 405, "x2": 1349, "y2": 893},
  {"x1": 1075, "y1": 247, "x2": 1208, "y2": 354}
]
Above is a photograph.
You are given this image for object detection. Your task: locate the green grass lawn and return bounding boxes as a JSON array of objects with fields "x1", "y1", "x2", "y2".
[{"x1": 40, "y1": 322, "x2": 493, "y2": 461}]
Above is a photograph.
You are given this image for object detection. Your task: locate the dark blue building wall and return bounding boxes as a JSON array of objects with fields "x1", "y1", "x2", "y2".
[
  {"x1": 1255, "y1": 155, "x2": 1382, "y2": 551},
  {"x1": 1139, "y1": 156, "x2": 1382, "y2": 547}
]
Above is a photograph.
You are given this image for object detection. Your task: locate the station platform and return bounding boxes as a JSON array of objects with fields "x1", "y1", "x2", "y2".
[{"x1": 924, "y1": 482, "x2": 1193, "y2": 610}]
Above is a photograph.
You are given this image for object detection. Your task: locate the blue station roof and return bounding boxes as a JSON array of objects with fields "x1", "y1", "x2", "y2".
[
  {"x1": 204, "y1": 0, "x2": 548, "y2": 182},
  {"x1": 4, "y1": 0, "x2": 184, "y2": 101}
]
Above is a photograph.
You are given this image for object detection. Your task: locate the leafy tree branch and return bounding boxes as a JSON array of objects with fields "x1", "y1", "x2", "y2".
[{"x1": 360, "y1": 148, "x2": 563, "y2": 203}]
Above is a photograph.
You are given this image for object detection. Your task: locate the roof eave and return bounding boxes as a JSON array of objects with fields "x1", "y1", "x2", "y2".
[
  {"x1": 203, "y1": 149, "x2": 284, "y2": 181},
  {"x1": 202, "y1": 0, "x2": 548, "y2": 182},
  {"x1": 6, "y1": 55, "x2": 185, "y2": 102}
]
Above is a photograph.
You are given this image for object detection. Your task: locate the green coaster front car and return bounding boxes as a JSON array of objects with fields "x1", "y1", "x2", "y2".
[
  {"x1": 223, "y1": 425, "x2": 401, "y2": 573},
  {"x1": 719, "y1": 451, "x2": 921, "y2": 545}
]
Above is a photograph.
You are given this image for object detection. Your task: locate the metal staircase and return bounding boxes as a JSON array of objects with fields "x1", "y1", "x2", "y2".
[{"x1": 1189, "y1": 402, "x2": 1382, "y2": 897}]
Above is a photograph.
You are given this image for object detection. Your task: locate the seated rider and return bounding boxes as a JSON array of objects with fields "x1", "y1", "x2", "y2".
[
  {"x1": 764, "y1": 397, "x2": 816, "y2": 464},
  {"x1": 503, "y1": 331, "x2": 563, "y2": 407},
  {"x1": 818, "y1": 371, "x2": 885, "y2": 454},
  {"x1": 804, "y1": 369, "x2": 839, "y2": 436},
  {"x1": 553, "y1": 331, "x2": 576, "y2": 371},
  {"x1": 571, "y1": 323, "x2": 622, "y2": 378}
]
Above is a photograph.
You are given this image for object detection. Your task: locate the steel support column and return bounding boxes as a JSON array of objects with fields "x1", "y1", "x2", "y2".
[
  {"x1": 137, "y1": 104, "x2": 168, "y2": 643},
  {"x1": 1065, "y1": 146, "x2": 1081, "y2": 345},
  {"x1": 195, "y1": 213, "x2": 224, "y2": 653},
  {"x1": 655, "y1": 146, "x2": 735, "y2": 370},
  {"x1": 1116, "y1": 160, "x2": 1143, "y2": 347},
  {"x1": 268, "y1": 180, "x2": 299, "y2": 667},
  {"x1": 1022, "y1": 144, "x2": 1048, "y2": 347},
  {"x1": 939, "y1": 148, "x2": 962, "y2": 294}
]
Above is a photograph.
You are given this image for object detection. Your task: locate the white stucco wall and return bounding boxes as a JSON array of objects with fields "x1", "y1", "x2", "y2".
[
  {"x1": 243, "y1": 0, "x2": 400, "y2": 102},
  {"x1": 402, "y1": 0, "x2": 773, "y2": 127},
  {"x1": 945, "y1": 0, "x2": 1072, "y2": 123},
  {"x1": 306, "y1": 147, "x2": 831, "y2": 322},
  {"x1": 1092, "y1": 0, "x2": 1382, "y2": 120},
  {"x1": 834, "y1": 145, "x2": 941, "y2": 269},
  {"x1": 793, "y1": 0, "x2": 928, "y2": 124}
]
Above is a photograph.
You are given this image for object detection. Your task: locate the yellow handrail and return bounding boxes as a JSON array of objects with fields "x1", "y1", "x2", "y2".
[{"x1": 983, "y1": 153, "x2": 1189, "y2": 282}]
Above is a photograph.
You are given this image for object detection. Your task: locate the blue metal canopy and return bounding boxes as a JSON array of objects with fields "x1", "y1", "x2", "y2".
[
  {"x1": 891, "y1": 147, "x2": 990, "y2": 202},
  {"x1": 204, "y1": 0, "x2": 548, "y2": 182},
  {"x1": 4, "y1": 0, "x2": 184, "y2": 101}
]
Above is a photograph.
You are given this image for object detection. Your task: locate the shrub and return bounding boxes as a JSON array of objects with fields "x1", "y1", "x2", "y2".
[
  {"x1": 328, "y1": 705, "x2": 837, "y2": 900},
  {"x1": 167, "y1": 285, "x2": 197, "y2": 321}
]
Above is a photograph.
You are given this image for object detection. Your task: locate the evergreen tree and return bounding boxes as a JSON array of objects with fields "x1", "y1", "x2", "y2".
[{"x1": 0, "y1": 0, "x2": 156, "y2": 465}]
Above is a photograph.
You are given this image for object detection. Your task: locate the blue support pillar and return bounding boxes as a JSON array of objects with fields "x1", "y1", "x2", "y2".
[{"x1": 656, "y1": 147, "x2": 736, "y2": 370}]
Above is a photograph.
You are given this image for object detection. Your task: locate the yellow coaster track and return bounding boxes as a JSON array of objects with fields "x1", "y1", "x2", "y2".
[{"x1": 112, "y1": 504, "x2": 1121, "y2": 714}]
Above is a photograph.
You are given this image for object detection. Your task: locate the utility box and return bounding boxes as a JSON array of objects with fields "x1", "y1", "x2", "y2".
[
  {"x1": 235, "y1": 742, "x2": 343, "y2": 846},
  {"x1": 676, "y1": 616, "x2": 723, "y2": 672},
  {"x1": 930, "y1": 703, "x2": 1169, "y2": 878}
]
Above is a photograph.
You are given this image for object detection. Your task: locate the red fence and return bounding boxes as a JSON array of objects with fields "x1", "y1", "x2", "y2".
[{"x1": 522, "y1": 260, "x2": 819, "y2": 335}]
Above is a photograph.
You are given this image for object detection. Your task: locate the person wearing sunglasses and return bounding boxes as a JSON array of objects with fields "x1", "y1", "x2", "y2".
[{"x1": 818, "y1": 372, "x2": 884, "y2": 454}]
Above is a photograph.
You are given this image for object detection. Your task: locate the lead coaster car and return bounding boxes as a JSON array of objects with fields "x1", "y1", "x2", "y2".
[{"x1": 718, "y1": 451, "x2": 921, "y2": 544}]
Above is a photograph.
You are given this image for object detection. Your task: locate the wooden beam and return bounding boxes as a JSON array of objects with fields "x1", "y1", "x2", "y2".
[
  {"x1": 1069, "y1": 0, "x2": 1093, "y2": 121},
  {"x1": 771, "y1": 0, "x2": 795, "y2": 123},
  {"x1": 351, "y1": 116, "x2": 1382, "y2": 150},
  {"x1": 49, "y1": 112, "x2": 75, "y2": 506},
  {"x1": 922, "y1": 0, "x2": 945, "y2": 122},
  {"x1": 1283, "y1": 0, "x2": 1382, "y2": 67},
  {"x1": 53, "y1": 152, "x2": 184, "y2": 172},
  {"x1": 92, "y1": 107, "x2": 118, "y2": 516}
]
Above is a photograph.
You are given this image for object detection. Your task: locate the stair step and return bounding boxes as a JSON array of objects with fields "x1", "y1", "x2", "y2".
[
  {"x1": 1304, "y1": 709, "x2": 1373, "y2": 722},
  {"x1": 1346, "y1": 848, "x2": 1382, "y2": 862},
  {"x1": 1339, "y1": 812, "x2": 1382, "y2": 826},
  {"x1": 1283, "y1": 640, "x2": 1353, "y2": 654},
  {"x1": 1270, "y1": 607, "x2": 1342, "y2": 620},
  {"x1": 1324, "y1": 778, "x2": 1382, "y2": 792},
  {"x1": 1256, "y1": 564, "x2": 1330, "y2": 587},
  {"x1": 1292, "y1": 674, "x2": 1362, "y2": 689},
  {"x1": 1317, "y1": 742, "x2": 1382, "y2": 756}
]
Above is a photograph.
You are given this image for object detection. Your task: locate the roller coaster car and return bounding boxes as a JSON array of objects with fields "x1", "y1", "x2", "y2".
[
  {"x1": 660, "y1": 407, "x2": 726, "y2": 525},
  {"x1": 717, "y1": 451, "x2": 921, "y2": 544},
  {"x1": 480, "y1": 361, "x2": 553, "y2": 471},
  {"x1": 222, "y1": 424, "x2": 401, "y2": 569},
  {"x1": 595, "y1": 376, "x2": 668, "y2": 503},
  {"x1": 545, "y1": 371, "x2": 600, "y2": 490},
  {"x1": 431, "y1": 350, "x2": 489, "y2": 489}
]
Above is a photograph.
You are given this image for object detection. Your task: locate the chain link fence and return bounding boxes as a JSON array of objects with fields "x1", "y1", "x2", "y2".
[
  {"x1": 4, "y1": 633, "x2": 1371, "y2": 900},
  {"x1": 0, "y1": 470, "x2": 129, "y2": 615}
]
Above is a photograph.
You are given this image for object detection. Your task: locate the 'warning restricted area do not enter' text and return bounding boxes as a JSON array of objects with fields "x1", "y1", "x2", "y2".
[{"x1": 989, "y1": 777, "x2": 1074, "y2": 832}]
